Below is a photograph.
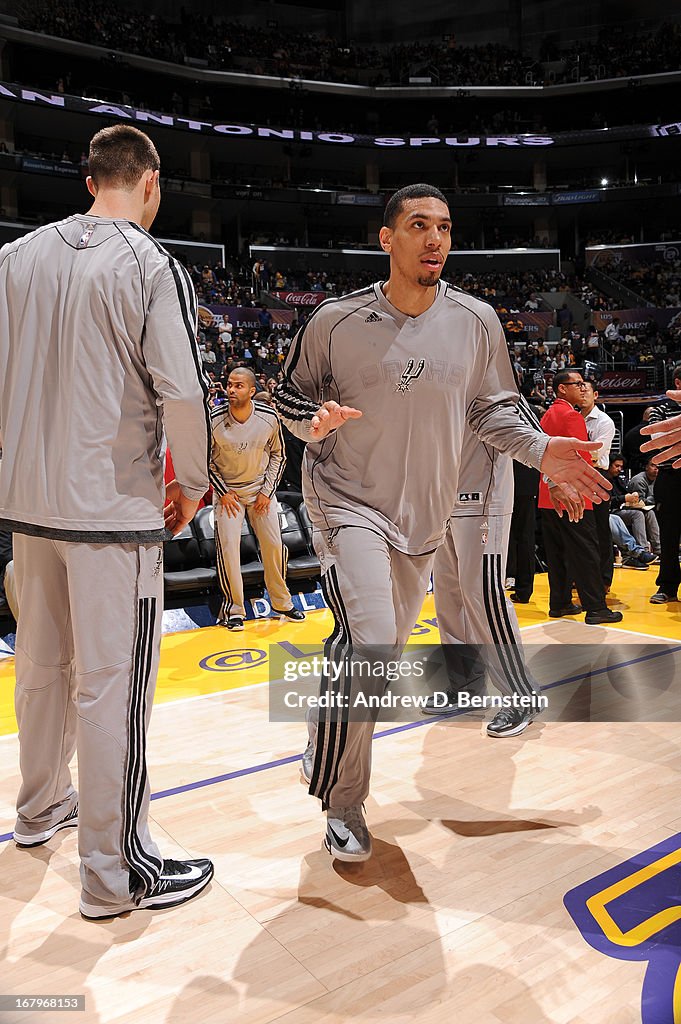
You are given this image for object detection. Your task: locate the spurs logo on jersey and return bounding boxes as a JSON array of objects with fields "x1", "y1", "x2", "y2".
[
  {"x1": 229, "y1": 441, "x2": 249, "y2": 453},
  {"x1": 395, "y1": 358, "x2": 425, "y2": 394}
]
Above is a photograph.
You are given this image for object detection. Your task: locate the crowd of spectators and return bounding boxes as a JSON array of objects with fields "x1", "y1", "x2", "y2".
[
  {"x1": 595, "y1": 258, "x2": 681, "y2": 308},
  {"x1": 179, "y1": 252, "x2": 681, "y2": 400},
  {"x1": 18, "y1": 3, "x2": 681, "y2": 88}
]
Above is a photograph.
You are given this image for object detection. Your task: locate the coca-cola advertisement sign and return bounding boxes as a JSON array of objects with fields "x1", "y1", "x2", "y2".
[
  {"x1": 273, "y1": 291, "x2": 327, "y2": 307},
  {"x1": 598, "y1": 370, "x2": 647, "y2": 391}
]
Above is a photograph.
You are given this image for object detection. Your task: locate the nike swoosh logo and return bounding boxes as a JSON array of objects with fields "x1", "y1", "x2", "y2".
[
  {"x1": 165, "y1": 864, "x2": 204, "y2": 881},
  {"x1": 327, "y1": 825, "x2": 350, "y2": 848}
]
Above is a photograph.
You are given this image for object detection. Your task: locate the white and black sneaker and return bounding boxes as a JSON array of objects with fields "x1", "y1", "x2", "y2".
[
  {"x1": 421, "y1": 690, "x2": 460, "y2": 716},
  {"x1": 14, "y1": 803, "x2": 79, "y2": 847},
  {"x1": 273, "y1": 607, "x2": 305, "y2": 622},
  {"x1": 324, "y1": 805, "x2": 372, "y2": 862},
  {"x1": 223, "y1": 616, "x2": 245, "y2": 631},
  {"x1": 300, "y1": 740, "x2": 314, "y2": 785},
  {"x1": 80, "y1": 858, "x2": 214, "y2": 919},
  {"x1": 486, "y1": 706, "x2": 537, "y2": 738}
]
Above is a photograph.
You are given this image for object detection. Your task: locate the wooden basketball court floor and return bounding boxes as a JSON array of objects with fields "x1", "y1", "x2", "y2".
[{"x1": 1, "y1": 570, "x2": 680, "y2": 1024}]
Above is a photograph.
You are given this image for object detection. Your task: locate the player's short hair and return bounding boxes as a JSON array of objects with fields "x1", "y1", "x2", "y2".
[
  {"x1": 88, "y1": 125, "x2": 160, "y2": 191},
  {"x1": 553, "y1": 369, "x2": 582, "y2": 388},
  {"x1": 229, "y1": 367, "x2": 258, "y2": 390},
  {"x1": 672, "y1": 363, "x2": 681, "y2": 384},
  {"x1": 383, "y1": 184, "x2": 449, "y2": 228},
  {"x1": 609, "y1": 452, "x2": 625, "y2": 466}
]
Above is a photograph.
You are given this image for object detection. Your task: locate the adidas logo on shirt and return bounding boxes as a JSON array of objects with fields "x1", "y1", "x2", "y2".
[{"x1": 365, "y1": 311, "x2": 383, "y2": 323}]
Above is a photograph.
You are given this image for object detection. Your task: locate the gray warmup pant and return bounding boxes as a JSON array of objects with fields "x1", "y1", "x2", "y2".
[
  {"x1": 308, "y1": 526, "x2": 435, "y2": 808},
  {"x1": 214, "y1": 499, "x2": 292, "y2": 619},
  {"x1": 433, "y1": 514, "x2": 541, "y2": 700},
  {"x1": 13, "y1": 534, "x2": 163, "y2": 908}
]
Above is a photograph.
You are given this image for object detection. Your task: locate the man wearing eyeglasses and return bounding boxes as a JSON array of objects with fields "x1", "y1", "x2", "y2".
[{"x1": 539, "y1": 370, "x2": 623, "y2": 625}]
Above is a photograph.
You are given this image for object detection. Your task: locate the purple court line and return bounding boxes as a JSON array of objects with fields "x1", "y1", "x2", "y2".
[{"x1": 1, "y1": 643, "x2": 680, "y2": 844}]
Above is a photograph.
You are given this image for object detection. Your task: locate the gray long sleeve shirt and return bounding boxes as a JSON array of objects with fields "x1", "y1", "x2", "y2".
[
  {"x1": 274, "y1": 281, "x2": 548, "y2": 555},
  {"x1": 0, "y1": 215, "x2": 211, "y2": 542},
  {"x1": 209, "y1": 400, "x2": 286, "y2": 502}
]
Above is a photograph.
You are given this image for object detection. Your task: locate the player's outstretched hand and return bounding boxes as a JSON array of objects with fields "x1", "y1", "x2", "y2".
[
  {"x1": 640, "y1": 390, "x2": 681, "y2": 467},
  {"x1": 548, "y1": 484, "x2": 585, "y2": 523},
  {"x1": 310, "y1": 401, "x2": 362, "y2": 440},
  {"x1": 541, "y1": 437, "x2": 612, "y2": 505},
  {"x1": 164, "y1": 479, "x2": 200, "y2": 536}
]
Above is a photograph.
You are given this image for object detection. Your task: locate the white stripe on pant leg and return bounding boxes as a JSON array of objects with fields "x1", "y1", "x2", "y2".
[
  {"x1": 311, "y1": 566, "x2": 352, "y2": 802},
  {"x1": 491, "y1": 553, "x2": 539, "y2": 698},
  {"x1": 487, "y1": 552, "x2": 535, "y2": 697},
  {"x1": 309, "y1": 570, "x2": 343, "y2": 798},
  {"x1": 320, "y1": 565, "x2": 355, "y2": 803},
  {"x1": 310, "y1": 566, "x2": 352, "y2": 803},
  {"x1": 213, "y1": 517, "x2": 234, "y2": 619},
  {"x1": 123, "y1": 597, "x2": 162, "y2": 895},
  {"x1": 482, "y1": 554, "x2": 518, "y2": 695},
  {"x1": 482, "y1": 554, "x2": 534, "y2": 699},
  {"x1": 125, "y1": 598, "x2": 162, "y2": 888}
]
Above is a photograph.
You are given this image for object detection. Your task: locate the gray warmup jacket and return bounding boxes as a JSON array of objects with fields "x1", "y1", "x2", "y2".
[
  {"x1": 274, "y1": 281, "x2": 549, "y2": 555},
  {"x1": 0, "y1": 215, "x2": 211, "y2": 543}
]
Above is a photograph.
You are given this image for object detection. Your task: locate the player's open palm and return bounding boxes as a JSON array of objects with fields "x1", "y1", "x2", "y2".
[
  {"x1": 310, "y1": 400, "x2": 362, "y2": 440},
  {"x1": 541, "y1": 437, "x2": 612, "y2": 504}
]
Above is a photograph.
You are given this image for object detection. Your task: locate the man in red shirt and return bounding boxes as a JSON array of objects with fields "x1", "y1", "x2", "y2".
[{"x1": 539, "y1": 370, "x2": 623, "y2": 625}]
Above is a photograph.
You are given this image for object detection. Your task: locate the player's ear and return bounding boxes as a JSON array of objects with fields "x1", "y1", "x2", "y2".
[
  {"x1": 379, "y1": 226, "x2": 392, "y2": 253},
  {"x1": 144, "y1": 169, "x2": 159, "y2": 197},
  {"x1": 86, "y1": 176, "x2": 97, "y2": 198}
]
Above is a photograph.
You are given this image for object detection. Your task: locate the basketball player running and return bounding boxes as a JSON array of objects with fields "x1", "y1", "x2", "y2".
[
  {"x1": 0, "y1": 125, "x2": 214, "y2": 918},
  {"x1": 274, "y1": 183, "x2": 610, "y2": 862},
  {"x1": 210, "y1": 366, "x2": 304, "y2": 629}
]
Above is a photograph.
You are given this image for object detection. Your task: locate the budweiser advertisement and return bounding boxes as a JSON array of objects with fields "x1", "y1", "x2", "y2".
[
  {"x1": 598, "y1": 370, "x2": 647, "y2": 392},
  {"x1": 272, "y1": 291, "x2": 328, "y2": 307}
]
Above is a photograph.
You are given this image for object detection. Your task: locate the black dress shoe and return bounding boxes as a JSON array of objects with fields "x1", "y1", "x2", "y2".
[
  {"x1": 548, "y1": 604, "x2": 582, "y2": 618},
  {"x1": 510, "y1": 593, "x2": 530, "y2": 604},
  {"x1": 584, "y1": 608, "x2": 623, "y2": 625}
]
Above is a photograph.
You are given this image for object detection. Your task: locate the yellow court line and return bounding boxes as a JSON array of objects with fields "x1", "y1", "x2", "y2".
[{"x1": 586, "y1": 846, "x2": 681, "y2": 947}]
